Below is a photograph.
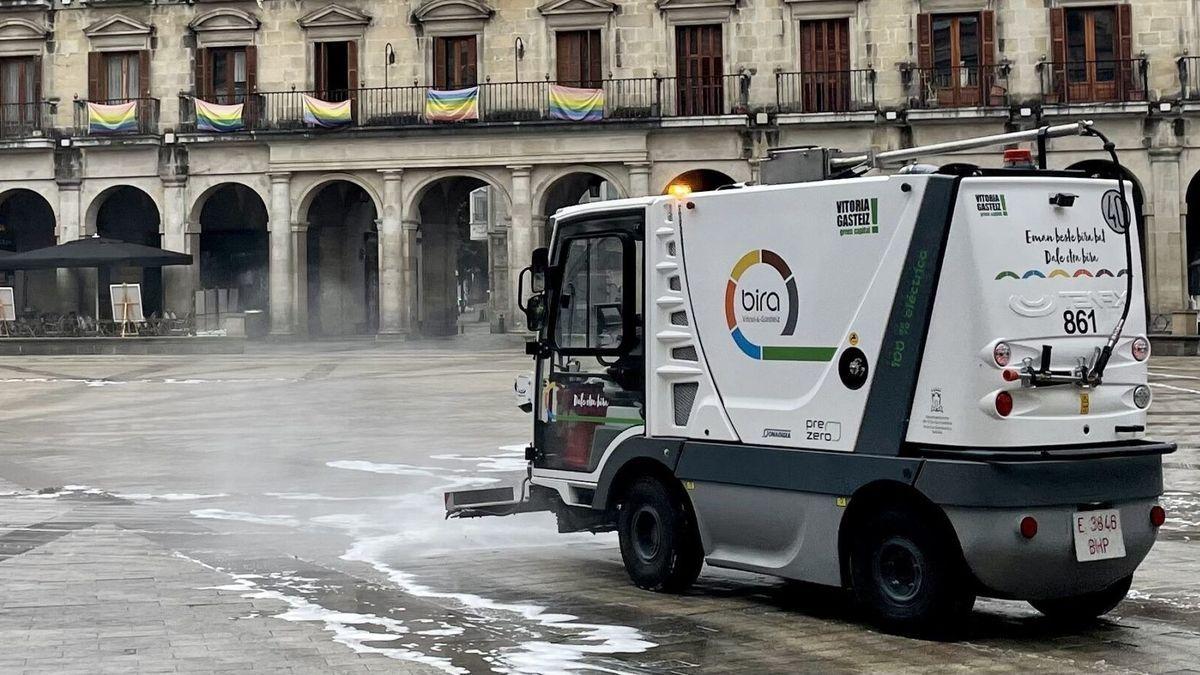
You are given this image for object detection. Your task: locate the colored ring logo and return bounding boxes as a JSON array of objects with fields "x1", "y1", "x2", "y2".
[{"x1": 725, "y1": 249, "x2": 836, "y2": 362}]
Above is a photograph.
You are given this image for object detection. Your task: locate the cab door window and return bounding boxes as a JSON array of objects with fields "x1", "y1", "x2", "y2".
[{"x1": 554, "y1": 235, "x2": 630, "y2": 353}]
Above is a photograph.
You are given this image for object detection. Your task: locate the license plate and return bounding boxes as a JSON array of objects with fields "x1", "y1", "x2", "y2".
[{"x1": 1072, "y1": 509, "x2": 1126, "y2": 562}]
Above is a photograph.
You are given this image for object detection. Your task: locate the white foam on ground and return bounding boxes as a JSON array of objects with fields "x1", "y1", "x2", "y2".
[
  {"x1": 114, "y1": 492, "x2": 228, "y2": 502},
  {"x1": 327, "y1": 460, "x2": 501, "y2": 493},
  {"x1": 190, "y1": 509, "x2": 303, "y2": 527}
]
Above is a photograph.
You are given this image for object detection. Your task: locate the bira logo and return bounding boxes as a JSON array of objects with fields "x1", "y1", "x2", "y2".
[
  {"x1": 725, "y1": 249, "x2": 799, "y2": 360},
  {"x1": 975, "y1": 193, "x2": 1008, "y2": 217},
  {"x1": 835, "y1": 198, "x2": 879, "y2": 236}
]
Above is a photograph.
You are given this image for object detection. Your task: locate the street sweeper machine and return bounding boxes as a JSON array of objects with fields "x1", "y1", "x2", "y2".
[{"x1": 445, "y1": 121, "x2": 1175, "y2": 636}]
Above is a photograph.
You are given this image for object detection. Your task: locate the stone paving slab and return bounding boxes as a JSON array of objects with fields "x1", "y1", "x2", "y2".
[{"x1": 0, "y1": 522, "x2": 440, "y2": 674}]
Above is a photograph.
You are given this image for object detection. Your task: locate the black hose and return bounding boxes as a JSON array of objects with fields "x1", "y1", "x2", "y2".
[{"x1": 1079, "y1": 125, "x2": 1134, "y2": 385}]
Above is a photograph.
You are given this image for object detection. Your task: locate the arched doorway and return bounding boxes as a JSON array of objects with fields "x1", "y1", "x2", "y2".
[
  {"x1": 414, "y1": 175, "x2": 510, "y2": 336},
  {"x1": 0, "y1": 189, "x2": 55, "y2": 314},
  {"x1": 538, "y1": 171, "x2": 621, "y2": 245},
  {"x1": 197, "y1": 184, "x2": 269, "y2": 314},
  {"x1": 304, "y1": 181, "x2": 379, "y2": 336},
  {"x1": 1185, "y1": 170, "x2": 1200, "y2": 304},
  {"x1": 663, "y1": 169, "x2": 736, "y2": 194},
  {"x1": 94, "y1": 186, "x2": 163, "y2": 318}
]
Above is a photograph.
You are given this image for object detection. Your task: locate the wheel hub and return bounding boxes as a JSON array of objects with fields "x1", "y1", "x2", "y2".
[
  {"x1": 874, "y1": 536, "x2": 924, "y2": 604},
  {"x1": 631, "y1": 506, "x2": 662, "y2": 562}
]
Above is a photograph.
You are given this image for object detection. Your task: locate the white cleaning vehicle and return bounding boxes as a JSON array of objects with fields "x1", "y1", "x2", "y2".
[{"x1": 446, "y1": 122, "x2": 1174, "y2": 637}]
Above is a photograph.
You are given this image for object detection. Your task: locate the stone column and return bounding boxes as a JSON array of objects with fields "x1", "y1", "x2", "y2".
[
  {"x1": 1148, "y1": 147, "x2": 1185, "y2": 320},
  {"x1": 293, "y1": 221, "x2": 309, "y2": 336},
  {"x1": 377, "y1": 170, "x2": 405, "y2": 336},
  {"x1": 402, "y1": 218, "x2": 420, "y2": 335},
  {"x1": 506, "y1": 165, "x2": 533, "y2": 333},
  {"x1": 160, "y1": 178, "x2": 195, "y2": 313},
  {"x1": 55, "y1": 182, "x2": 82, "y2": 312},
  {"x1": 626, "y1": 162, "x2": 652, "y2": 197},
  {"x1": 268, "y1": 172, "x2": 294, "y2": 336}
]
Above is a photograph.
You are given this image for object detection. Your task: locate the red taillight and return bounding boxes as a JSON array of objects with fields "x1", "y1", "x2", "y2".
[
  {"x1": 1002, "y1": 369, "x2": 1020, "y2": 382},
  {"x1": 995, "y1": 391, "x2": 1014, "y2": 417},
  {"x1": 1150, "y1": 505, "x2": 1166, "y2": 528},
  {"x1": 1019, "y1": 516, "x2": 1038, "y2": 539},
  {"x1": 993, "y1": 342, "x2": 1011, "y2": 367},
  {"x1": 1004, "y1": 148, "x2": 1034, "y2": 167}
]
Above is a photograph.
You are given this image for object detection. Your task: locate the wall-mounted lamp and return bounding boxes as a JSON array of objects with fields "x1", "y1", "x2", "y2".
[
  {"x1": 514, "y1": 37, "x2": 525, "y2": 82},
  {"x1": 384, "y1": 43, "x2": 396, "y2": 88}
]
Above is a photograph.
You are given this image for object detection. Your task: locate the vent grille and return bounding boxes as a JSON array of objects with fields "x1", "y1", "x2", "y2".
[
  {"x1": 670, "y1": 311, "x2": 688, "y2": 326},
  {"x1": 673, "y1": 382, "x2": 699, "y2": 426},
  {"x1": 667, "y1": 241, "x2": 677, "y2": 256},
  {"x1": 672, "y1": 346, "x2": 698, "y2": 361},
  {"x1": 669, "y1": 276, "x2": 681, "y2": 291}
]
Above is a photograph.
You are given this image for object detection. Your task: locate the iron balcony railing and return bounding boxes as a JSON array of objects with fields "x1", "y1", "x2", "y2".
[
  {"x1": 1037, "y1": 58, "x2": 1148, "y2": 106},
  {"x1": 776, "y1": 69, "x2": 876, "y2": 114},
  {"x1": 1178, "y1": 56, "x2": 1200, "y2": 100},
  {"x1": 74, "y1": 97, "x2": 160, "y2": 136},
  {"x1": 184, "y1": 75, "x2": 751, "y2": 133},
  {"x1": 905, "y1": 64, "x2": 1010, "y2": 109},
  {"x1": 0, "y1": 100, "x2": 54, "y2": 139}
]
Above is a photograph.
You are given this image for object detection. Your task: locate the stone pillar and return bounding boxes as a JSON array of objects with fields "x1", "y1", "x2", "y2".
[
  {"x1": 268, "y1": 172, "x2": 294, "y2": 335},
  {"x1": 378, "y1": 170, "x2": 405, "y2": 336},
  {"x1": 402, "y1": 218, "x2": 420, "y2": 335},
  {"x1": 507, "y1": 165, "x2": 533, "y2": 333},
  {"x1": 55, "y1": 181, "x2": 82, "y2": 312},
  {"x1": 1148, "y1": 147, "x2": 1185, "y2": 320},
  {"x1": 626, "y1": 162, "x2": 652, "y2": 197},
  {"x1": 293, "y1": 221, "x2": 309, "y2": 336},
  {"x1": 160, "y1": 178, "x2": 194, "y2": 313}
]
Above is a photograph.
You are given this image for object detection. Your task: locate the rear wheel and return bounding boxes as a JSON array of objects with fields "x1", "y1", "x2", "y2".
[
  {"x1": 617, "y1": 475, "x2": 704, "y2": 592},
  {"x1": 1029, "y1": 574, "x2": 1132, "y2": 624},
  {"x1": 850, "y1": 508, "x2": 975, "y2": 638}
]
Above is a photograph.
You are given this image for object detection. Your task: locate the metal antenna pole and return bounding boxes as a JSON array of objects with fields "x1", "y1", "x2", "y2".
[{"x1": 832, "y1": 120, "x2": 1095, "y2": 170}]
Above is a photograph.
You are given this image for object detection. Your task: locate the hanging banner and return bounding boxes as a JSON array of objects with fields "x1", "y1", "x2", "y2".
[
  {"x1": 426, "y1": 86, "x2": 479, "y2": 122},
  {"x1": 302, "y1": 94, "x2": 352, "y2": 127},
  {"x1": 549, "y1": 85, "x2": 604, "y2": 122},
  {"x1": 87, "y1": 101, "x2": 138, "y2": 134},
  {"x1": 195, "y1": 98, "x2": 245, "y2": 133}
]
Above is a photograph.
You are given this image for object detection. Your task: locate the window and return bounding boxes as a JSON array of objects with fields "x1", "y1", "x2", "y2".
[
  {"x1": 799, "y1": 19, "x2": 851, "y2": 112},
  {"x1": 0, "y1": 57, "x2": 39, "y2": 129},
  {"x1": 104, "y1": 52, "x2": 140, "y2": 101},
  {"x1": 314, "y1": 41, "x2": 358, "y2": 100},
  {"x1": 675, "y1": 24, "x2": 723, "y2": 116},
  {"x1": 201, "y1": 47, "x2": 248, "y2": 102},
  {"x1": 433, "y1": 36, "x2": 477, "y2": 89},
  {"x1": 554, "y1": 235, "x2": 631, "y2": 353},
  {"x1": 556, "y1": 30, "x2": 602, "y2": 88},
  {"x1": 1050, "y1": 5, "x2": 1135, "y2": 103},
  {"x1": 917, "y1": 11, "x2": 998, "y2": 107}
]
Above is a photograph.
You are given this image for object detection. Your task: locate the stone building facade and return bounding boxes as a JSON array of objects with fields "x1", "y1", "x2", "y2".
[{"x1": 0, "y1": 0, "x2": 1197, "y2": 336}]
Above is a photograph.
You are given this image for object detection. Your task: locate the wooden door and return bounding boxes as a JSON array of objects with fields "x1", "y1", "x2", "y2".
[
  {"x1": 434, "y1": 36, "x2": 478, "y2": 89},
  {"x1": 799, "y1": 19, "x2": 850, "y2": 112},
  {"x1": 555, "y1": 30, "x2": 602, "y2": 88},
  {"x1": 1051, "y1": 5, "x2": 1133, "y2": 103},
  {"x1": 675, "y1": 24, "x2": 723, "y2": 116}
]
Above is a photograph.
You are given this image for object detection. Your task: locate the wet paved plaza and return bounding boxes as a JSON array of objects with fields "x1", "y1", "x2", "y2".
[{"x1": 1, "y1": 337, "x2": 1199, "y2": 674}]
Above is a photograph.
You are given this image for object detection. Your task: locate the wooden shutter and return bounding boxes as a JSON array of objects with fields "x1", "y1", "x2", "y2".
[
  {"x1": 461, "y1": 36, "x2": 477, "y2": 86},
  {"x1": 315, "y1": 42, "x2": 327, "y2": 92},
  {"x1": 194, "y1": 47, "x2": 209, "y2": 98},
  {"x1": 346, "y1": 41, "x2": 359, "y2": 91},
  {"x1": 556, "y1": 32, "x2": 580, "y2": 85},
  {"x1": 916, "y1": 13, "x2": 933, "y2": 70},
  {"x1": 31, "y1": 54, "x2": 41, "y2": 103},
  {"x1": 1049, "y1": 7, "x2": 1066, "y2": 64},
  {"x1": 587, "y1": 30, "x2": 602, "y2": 85},
  {"x1": 433, "y1": 38, "x2": 446, "y2": 88},
  {"x1": 138, "y1": 50, "x2": 151, "y2": 99},
  {"x1": 979, "y1": 10, "x2": 996, "y2": 67},
  {"x1": 1115, "y1": 4, "x2": 1132, "y2": 61},
  {"x1": 245, "y1": 45, "x2": 257, "y2": 94},
  {"x1": 87, "y1": 51, "x2": 102, "y2": 100}
]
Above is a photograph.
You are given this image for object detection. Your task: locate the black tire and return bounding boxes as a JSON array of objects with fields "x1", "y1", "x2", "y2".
[
  {"x1": 850, "y1": 508, "x2": 976, "y2": 638},
  {"x1": 617, "y1": 475, "x2": 704, "y2": 593},
  {"x1": 1029, "y1": 574, "x2": 1132, "y2": 624}
]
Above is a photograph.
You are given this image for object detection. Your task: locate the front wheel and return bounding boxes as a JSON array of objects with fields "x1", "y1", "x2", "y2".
[
  {"x1": 617, "y1": 475, "x2": 704, "y2": 593},
  {"x1": 850, "y1": 508, "x2": 976, "y2": 638},
  {"x1": 1029, "y1": 575, "x2": 1132, "y2": 624}
]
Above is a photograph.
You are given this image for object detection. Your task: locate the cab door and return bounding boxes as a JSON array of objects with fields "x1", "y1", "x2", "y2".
[{"x1": 533, "y1": 215, "x2": 644, "y2": 474}]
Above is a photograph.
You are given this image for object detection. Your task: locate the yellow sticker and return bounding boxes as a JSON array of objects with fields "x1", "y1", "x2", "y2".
[
  {"x1": 848, "y1": 332, "x2": 859, "y2": 347},
  {"x1": 836, "y1": 496, "x2": 849, "y2": 508},
  {"x1": 1080, "y1": 392, "x2": 1090, "y2": 415},
  {"x1": 683, "y1": 481, "x2": 696, "y2": 490}
]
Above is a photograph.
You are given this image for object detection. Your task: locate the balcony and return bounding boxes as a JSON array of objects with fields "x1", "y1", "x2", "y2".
[
  {"x1": 179, "y1": 75, "x2": 751, "y2": 134},
  {"x1": 0, "y1": 101, "x2": 53, "y2": 140},
  {"x1": 1037, "y1": 59, "x2": 1148, "y2": 108},
  {"x1": 775, "y1": 70, "x2": 876, "y2": 115},
  {"x1": 905, "y1": 64, "x2": 1010, "y2": 110},
  {"x1": 1178, "y1": 56, "x2": 1200, "y2": 100},
  {"x1": 73, "y1": 98, "x2": 161, "y2": 137}
]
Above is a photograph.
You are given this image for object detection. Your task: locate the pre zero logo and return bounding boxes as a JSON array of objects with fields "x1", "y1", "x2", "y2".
[{"x1": 725, "y1": 249, "x2": 835, "y2": 362}]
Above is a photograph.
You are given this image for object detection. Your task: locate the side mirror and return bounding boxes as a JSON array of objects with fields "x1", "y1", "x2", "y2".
[
  {"x1": 525, "y1": 294, "x2": 546, "y2": 332},
  {"x1": 530, "y1": 247, "x2": 549, "y2": 294}
]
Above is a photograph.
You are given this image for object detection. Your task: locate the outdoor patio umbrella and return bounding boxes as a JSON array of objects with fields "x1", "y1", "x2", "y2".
[{"x1": 0, "y1": 236, "x2": 191, "y2": 271}]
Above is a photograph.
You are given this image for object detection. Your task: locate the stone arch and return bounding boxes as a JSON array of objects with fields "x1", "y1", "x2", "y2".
[
  {"x1": 660, "y1": 168, "x2": 736, "y2": 194},
  {"x1": 403, "y1": 167, "x2": 512, "y2": 220},
  {"x1": 188, "y1": 179, "x2": 269, "y2": 227},
  {"x1": 89, "y1": 185, "x2": 165, "y2": 317},
  {"x1": 84, "y1": 183, "x2": 163, "y2": 236},
  {"x1": 409, "y1": 170, "x2": 514, "y2": 336},
  {"x1": 194, "y1": 182, "x2": 271, "y2": 314},
  {"x1": 301, "y1": 179, "x2": 381, "y2": 336},
  {"x1": 534, "y1": 166, "x2": 627, "y2": 246},
  {"x1": 1183, "y1": 168, "x2": 1200, "y2": 301},
  {"x1": 293, "y1": 172, "x2": 383, "y2": 226},
  {"x1": 0, "y1": 188, "x2": 57, "y2": 313},
  {"x1": 533, "y1": 165, "x2": 628, "y2": 216}
]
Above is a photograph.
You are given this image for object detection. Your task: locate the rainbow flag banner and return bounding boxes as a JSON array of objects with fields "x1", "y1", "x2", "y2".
[
  {"x1": 426, "y1": 86, "x2": 478, "y2": 122},
  {"x1": 549, "y1": 84, "x2": 604, "y2": 122},
  {"x1": 87, "y1": 100, "x2": 138, "y2": 134},
  {"x1": 302, "y1": 94, "x2": 352, "y2": 127},
  {"x1": 195, "y1": 98, "x2": 245, "y2": 133}
]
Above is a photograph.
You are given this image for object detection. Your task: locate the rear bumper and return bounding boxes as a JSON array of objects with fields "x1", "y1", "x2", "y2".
[{"x1": 945, "y1": 499, "x2": 1158, "y2": 600}]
